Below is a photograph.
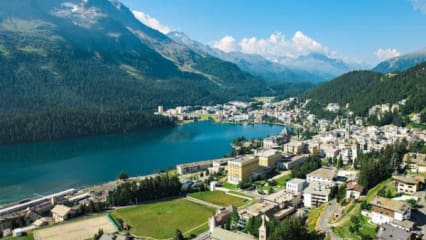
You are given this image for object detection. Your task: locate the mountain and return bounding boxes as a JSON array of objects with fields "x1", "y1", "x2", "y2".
[
  {"x1": 168, "y1": 31, "x2": 358, "y2": 83},
  {"x1": 307, "y1": 62, "x2": 426, "y2": 116},
  {"x1": 373, "y1": 48, "x2": 426, "y2": 73},
  {"x1": 0, "y1": 0, "x2": 280, "y2": 144}
]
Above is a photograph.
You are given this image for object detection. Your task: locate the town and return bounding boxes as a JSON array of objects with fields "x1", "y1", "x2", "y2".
[{"x1": 1, "y1": 97, "x2": 426, "y2": 240}]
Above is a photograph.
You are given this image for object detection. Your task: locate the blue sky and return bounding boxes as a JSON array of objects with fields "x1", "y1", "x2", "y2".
[{"x1": 121, "y1": 0, "x2": 426, "y2": 64}]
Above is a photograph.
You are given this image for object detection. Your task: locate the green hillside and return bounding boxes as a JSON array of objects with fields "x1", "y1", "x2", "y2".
[
  {"x1": 307, "y1": 62, "x2": 426, "y2": 116},
  {"x1": 0, "y1": 0, "x2": 310, "y2": 145}
]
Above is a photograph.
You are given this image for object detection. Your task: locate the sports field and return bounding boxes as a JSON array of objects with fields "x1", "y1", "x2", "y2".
[
  {"x1": 111, "y1": 199, "x2": 214, "y2": 239},
  {"x1": 33, "y1": 215, "x2": 117, "y2": 240},
  {"x1": 189, "y1": 190, "x2": 247, "y2": 207}
]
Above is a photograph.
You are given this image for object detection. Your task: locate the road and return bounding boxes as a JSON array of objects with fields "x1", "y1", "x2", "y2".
[{"x1": 318, "y1": 199, "x2": 339, "y2": 240}]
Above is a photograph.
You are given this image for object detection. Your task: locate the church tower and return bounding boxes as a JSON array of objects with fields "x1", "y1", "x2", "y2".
[{"x1": 259, "y1": 215, "x2": 268, "y2": 240}]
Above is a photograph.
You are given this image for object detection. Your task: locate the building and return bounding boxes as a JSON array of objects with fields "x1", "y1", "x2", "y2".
[
  {"x1": 199, "y1": 227, "x2": 255, "y2": 240},
  {"x1": 258, "y1": 215, "x2": 268, "y2": 240},
  {"x1": 208, "y1": 206, "x2": 236, "y2": 230},
  {"x1": 306, "y1": 168, "x2": 336, "y2": 184},
  {"x1": 157, "y1": 105, "x2": 164, "y2": 114},
  {"x1": 227, "y1": 156, "x2": 259, "y2": 184},
  {"x1": 238, "y1": 202, "x2": 278, "y2": 227},
  {"x1": 345, "y1": 181, "x2": 364, "y2": 199},
  {"x1": 263, "y1": 135, "x2": 289, "y2": 149},
  {"x1": 306, "y1": 143, "x2": 319, "y2": 155},
  {"x1": 376, "y1": 223, "x2": 414, "y2": 240},
  {"x1": 278, "y1": 154, "x2": 306, "y2": 170},
  {"x1": 303, "y1": 182, "x2": 331, "y2": 208},
  {"x1": 177, "y1": 158, "x2": 230, "y2": 175},
  {"x1": 51, "y1": 204, "x2": 72, "y2": 223},
  {"x1": 393, "y1": 176, "x2": 425, "y2": 195},
  {"x1": 251, "y1": 166, "x2": 274, "y2": 181},
  {"x1": 404, "y1": 153, "x2": 426, "y2": 173},
  {"x1": 286, "y1": 178, "x2": 307, "y2": 194},
  {"x1": 257, "y1": 150, "x2": 282, "y2": 168},
  {"x1": 368, "y1": 197, "x2": 411, "y2": 224},
  {"x1": 283, "y1": 141, "x2": 304, "y2": 155},
  {"x1": 263, "y1": 189, "x2": 301, "y2": 208},
  {"x1": 303, "y1": 182, "x2": 332, "y2": 208}
]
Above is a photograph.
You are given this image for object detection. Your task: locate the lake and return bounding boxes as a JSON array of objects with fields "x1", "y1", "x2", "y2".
[{"x1": 0, "y1": 121, "x2": 283, "y2": 204}]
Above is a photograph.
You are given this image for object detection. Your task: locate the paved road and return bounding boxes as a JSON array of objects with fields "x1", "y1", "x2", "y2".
[
  {"x1": 185, "y1": 196, "x2": 222, "y2": 209},
  {"x1": 318, "y1": 199, "x2": 339, "y2": 240}
]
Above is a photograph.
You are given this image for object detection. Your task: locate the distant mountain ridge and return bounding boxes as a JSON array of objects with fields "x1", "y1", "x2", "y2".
[
  {"x1": 168, "y1": 31, "x2": 360, "y2": 83},
  {"x1": 373, "y1": 48, "x2": 426, "y2": 73}
]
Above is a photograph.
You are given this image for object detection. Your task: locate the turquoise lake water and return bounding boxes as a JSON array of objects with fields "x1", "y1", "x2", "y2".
[{"x1": 0, "y1": 121, "x2": 283, "y2": 204}]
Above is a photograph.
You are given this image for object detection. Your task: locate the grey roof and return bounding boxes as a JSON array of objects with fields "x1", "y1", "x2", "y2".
[
  {"x1": 376, "y1": 223, "x2": 412, "y2": 240},
  {"x1": 287, "y1": 178, "x2": 306, "y2": 185}
]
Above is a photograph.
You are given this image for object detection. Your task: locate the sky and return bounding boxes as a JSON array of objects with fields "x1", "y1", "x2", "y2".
[{"x1": 121, "y1": 0, "x2": 426, "y2": 65}]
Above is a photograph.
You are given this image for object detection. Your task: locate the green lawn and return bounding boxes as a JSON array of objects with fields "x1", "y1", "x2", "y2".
[
  {"x1": 306, "y1": 204, "x2": 327, "y2": 232},
  {"x1": 222, "y1": 182, "x2": 238, "y2": 190},
  {"x1": 111, "y1": 199, "x2": 214, "y2": 239},
  {"x1": 189, "y1": 191, "x2": 247, "y2": 207},
  {"x1": 3, "y1": 233, "x2": 34, "y2": 240},
  {"x1": 366, "y1": 178, "x2": 392, "y2": 202},
  {"x1": 333, "y1": 215, "x2": 377, "y2": 239},
  {"x1": 275, "y1": 174, "x2": 292, "y2": 187},
  {"x1": 199, "y1": 113, "x2": 220, "y2": 122}
]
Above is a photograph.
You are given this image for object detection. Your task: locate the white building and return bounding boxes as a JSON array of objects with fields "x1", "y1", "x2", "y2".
[
  {"x1": 286, "y1": 178, "x2": 307, "y2": 194},
  {"x1": 306, "y1": 168, "x2": 336, "y2": 184},
  {"x1": 365, "y1": 197, "x2": 411, "y2": 225},
  {"x1": 303, "y1": 182, "x2": 332, "y2": 208}
]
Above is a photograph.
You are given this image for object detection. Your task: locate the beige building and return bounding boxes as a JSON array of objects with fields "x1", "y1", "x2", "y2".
[
  {"x1": 51, "y1": 204, "x2": 72, "y2": 223},
  {"x1": 306, "y1": 142, "x2": 319, "y2": 155},
  {"x1": 283, "y1": 141, "x2": 304, "y2": 155},
  {"x1": 393, "y1": 176, "x2": 424, "y2": 195},
  {"x1": 256, "y1": 150, "x2": 282, "y2": 168},
  {"x1": 227, "y1": 156, "x2": 259, "y2": 184}
]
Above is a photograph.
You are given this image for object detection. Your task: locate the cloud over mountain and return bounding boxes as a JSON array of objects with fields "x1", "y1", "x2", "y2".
[
  {"x1": 375, "y1": 48, "x2": 400, "y2": 60},
  {"x1": 132, "y1": 10, "x2": 171, "y2": 34},
  {"x1": 212, "y1": 31, "x2": 332, "y2": 62},
  {"x1": 213, "y1": 35, "x2": 237, "y2": 53}
]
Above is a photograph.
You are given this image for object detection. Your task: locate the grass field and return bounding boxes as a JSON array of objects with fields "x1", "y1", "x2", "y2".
[
  {"x1": 366, "y1": 178, "x2": 392, "y2": 202},
  {"x1": 333, "y1": 215, "x2": 377, "y2": 239},
  {"x1": 110, "y1": 199, "x2": 214, "y2": 239},
  {"x1": 189, "y1": 191, "x2": 247, "y2": 207},
  {"x1": 275, "y1": 174, "x2": 292, "y2": 187},
  {"x1": 222, "y1": 182, "x2": 238, "y2": 190},
  {"x1": 199, "y1": 113, "x2": 220, "y2": 122},
  {"x1": 33, "y1": 215, "x2": 116, "y2": 240},
  {"x1": 306, "y1": 204, "x2": 327, "y2": 232},
  {"x1": 3, "y1": 233, "x2": 34, "y2": 240}
]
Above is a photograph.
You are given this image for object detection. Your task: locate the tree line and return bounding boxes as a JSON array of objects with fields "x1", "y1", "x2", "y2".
[
  {"x1": 0, "y1": 110, "x2": 175, "y2": 145},
  {"x1": 357, "y1": 141, "x2": 408, "y2": 190},
  {"x1": 291, "y1": 155, "x2": 322, "y2": 179},
  {"x1": 106, "y1": 173, "x2": 182, "y2": 206}
]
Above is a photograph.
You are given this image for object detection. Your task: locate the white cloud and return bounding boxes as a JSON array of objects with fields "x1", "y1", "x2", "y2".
[
  {"x1": 132, "y1": 10, "x2": 171, "y2": 34},
  {"x1": 213, "y1": 31, "x2": 330, "y2": 60},
  {"x1": 375, "y1": 48, "x2": 400, "y2": 60},
  {"x1": 410, "y1": 0, "x2": 426, "y2": 14},
  {"x1": 213, "y1": 35, "x2": 238, "y2": 53}
]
